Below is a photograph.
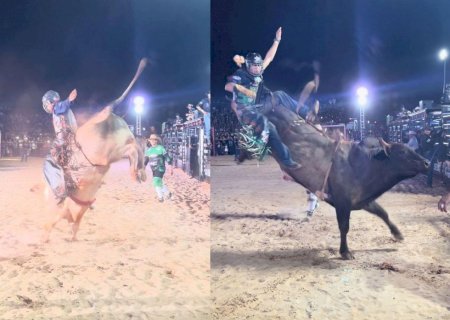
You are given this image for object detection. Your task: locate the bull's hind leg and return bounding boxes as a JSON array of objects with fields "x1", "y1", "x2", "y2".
[
  {"x1": 363, "y1": 201, "x2": 403, "y2": 240},
  {"x1": 335, "y1": 205, "x2": 354, "y2": 260}
]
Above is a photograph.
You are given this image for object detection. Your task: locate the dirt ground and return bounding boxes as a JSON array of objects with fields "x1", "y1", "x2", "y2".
[
  {"x1": 211, "y1": 155, "x2": 450, "y2": 320},
  {"x1": 0, "y1": 157, "x2": 210, "y2": 320}
]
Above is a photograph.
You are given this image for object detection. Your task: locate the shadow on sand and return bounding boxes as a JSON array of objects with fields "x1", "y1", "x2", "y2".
[
  {"x1": 211, "y1": 247, "x2": 400, "y2": 270},
  {"x1": 212, "y1": 212, "x2": 300, "y2": 221}
]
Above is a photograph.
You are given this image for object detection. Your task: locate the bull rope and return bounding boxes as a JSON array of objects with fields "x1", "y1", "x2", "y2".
[
  {"x1": 316, "y1": 138, "x2": 341, "y2": 201},
  {"x1": 282, "y1": 110, "x2": 341, "y2": 201},
  {"x1": 57, "y1": 136, "x2": 105, "y2": 206},
  {"x1": 74, "y1": 138, "x2": 103, "y2": 167},
  {"x1": 69, "y1": 195, "x2": 96, "y2": 207}
]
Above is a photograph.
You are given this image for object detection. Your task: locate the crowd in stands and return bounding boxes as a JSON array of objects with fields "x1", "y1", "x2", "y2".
[
  {"x1": 211, "y1": 100, "x2": 240, "y2": 156},
  {"x1": 0, "y1": 107, "x2": 53, "y2": 157}
]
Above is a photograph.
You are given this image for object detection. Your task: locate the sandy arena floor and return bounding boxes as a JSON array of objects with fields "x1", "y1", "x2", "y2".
[
  {"x1": 0, "y1": 157, "x2": 210, "y2": 320},
  {"x1": 211, "y1": 155, "x2": 450, "y2": 320}
]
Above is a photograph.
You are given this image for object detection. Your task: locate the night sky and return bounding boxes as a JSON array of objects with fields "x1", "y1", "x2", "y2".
[
  {"x1": 0, "y1": 0, "x2": 209, "y2": 129},
  {"x1": 1, "y1": 0, "x2": 450, "y2": 131},
  {"x1": 212, "y1": 0, "x2": 450, "y2": 122}
]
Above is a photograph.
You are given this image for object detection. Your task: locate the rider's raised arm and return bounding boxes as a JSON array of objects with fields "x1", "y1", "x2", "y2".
[
  {"x1": 54, "y1": 89, "x2": 77, "y2": 115},
  {"x1": 263, "y1": 27, "x2": 282, "y2": 70}
]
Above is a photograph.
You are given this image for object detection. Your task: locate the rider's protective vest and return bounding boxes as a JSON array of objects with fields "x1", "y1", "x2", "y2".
[
  {"x1": 52, "y1": 99, "x2": 77, "y2": 146},
  {"x1": 228, "y1": 69, "x2": 268, "y2": 107}
]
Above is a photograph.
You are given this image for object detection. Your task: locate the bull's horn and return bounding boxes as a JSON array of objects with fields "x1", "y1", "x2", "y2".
[
  {"x1": 378, "y1": 137, "x2": 391, "y2": 156},
  {"x1": 378, "y1": 138, "x2": 391, "y2": 148}
]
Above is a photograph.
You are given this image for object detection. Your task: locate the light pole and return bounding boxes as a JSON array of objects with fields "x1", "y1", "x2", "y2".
[
  {"x1": 439, "y1": 48, "x2": 448, "y2": 95},
  {"x1": 356, "y1": 86, "x2": 368, "y2": 141},
  {"x1": 133, "y1": 96, "x2": 144, "y2": 137}
]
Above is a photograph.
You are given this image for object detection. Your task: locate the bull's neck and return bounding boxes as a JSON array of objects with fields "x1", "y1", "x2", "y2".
[{"x1": 358, "y1": 158, "x2": 409, "y2": 204}]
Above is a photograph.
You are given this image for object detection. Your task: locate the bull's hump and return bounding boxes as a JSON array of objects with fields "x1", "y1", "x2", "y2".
[{"x1": 94, "y1": 113, "x2": 130, "y2": 139}]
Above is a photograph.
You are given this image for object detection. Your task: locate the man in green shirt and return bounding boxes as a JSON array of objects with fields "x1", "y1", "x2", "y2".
[{"x1": 145, "y1": 134, "x2": 173, "y2": 202}]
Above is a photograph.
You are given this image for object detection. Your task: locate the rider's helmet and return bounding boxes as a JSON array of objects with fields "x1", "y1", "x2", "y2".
[
  {"x1": 245, "y1": 52, "x2": 264, "y2": 76},
  {"x1": 42, "y1": 90, "x2": 60, "y2": 114}
]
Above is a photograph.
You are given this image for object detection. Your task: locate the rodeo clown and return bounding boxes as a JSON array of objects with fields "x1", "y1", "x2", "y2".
[
  {"x1": 42, "y1": 89, "x2": 78, "y2": 203},
  {"x1": 144, "y1": 134, "x2": 173, "y2": 203},
  {"x1": 224, "y1": 27, "x2": 300, "y2": 169}
]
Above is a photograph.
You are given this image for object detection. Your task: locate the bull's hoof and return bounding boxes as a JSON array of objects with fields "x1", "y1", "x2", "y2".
[
  {"x1": 393, "y1": 232, "x2": 404, "y2": 241},
  {"x1": 391, "y1": 226, "x2": 404, "y2": 241},
  {"x1": 340, "y1": 251, "x2": 355, "y2": 260}
]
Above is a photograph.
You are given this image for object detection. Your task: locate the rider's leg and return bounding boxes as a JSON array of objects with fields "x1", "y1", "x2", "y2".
[
  {"x1": 272, "y1": 91, "x2": 298, "y2": 112},
  {"x1": 43, "y1": 154, "x2": 66, "y2": 203},
  {"x1": 267, "y1": 122, "x2": 301, "y2": 169}
]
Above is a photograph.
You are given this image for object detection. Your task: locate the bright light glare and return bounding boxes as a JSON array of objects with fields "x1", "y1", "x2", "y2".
[
  {"x1": 134, "y1": 104, "x2": 143, "y2": 114},
  {"x1": 356, "y1": 87, "x2": 368, "y2": 97},
  {"x1": 439, "y1": 49, "x2": 448, "y2": 61},
  {"x1": 133, "y1": 96, "x2": 145, "y2": 114},
  {"x1": 358, "y1": 96, "x2": 368, "y2": 106},
  {"x1": 356, "y1": 86, "x2": 369, "y2": 106},
  {"x1": 133, "y1": 96, "x2": 145, "y2": 106}
]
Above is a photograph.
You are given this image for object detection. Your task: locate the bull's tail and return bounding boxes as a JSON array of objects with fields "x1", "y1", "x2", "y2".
[{"x1": 110, "y1": 58, "x2": 148, "y2": 109}]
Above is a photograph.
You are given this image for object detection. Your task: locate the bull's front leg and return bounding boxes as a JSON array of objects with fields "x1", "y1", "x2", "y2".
[
  {"x1": 124, "y1": 142, "x2": 146, "y2": 182},
  {"x1": 70, "y1": 206, "x2": 89, "y2": 241},
  {"x1": 363, "y1": 201, "x2": 403, "y2": 240},
  {"x1": 335, "y1": 205, "x2": 353, "y2": 260},
  {"x1": 42, "y1": 200, "x2": 69, "y2": 243}
]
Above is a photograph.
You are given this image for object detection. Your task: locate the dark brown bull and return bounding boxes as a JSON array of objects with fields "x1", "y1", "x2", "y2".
[{"x1": 263, "y1": 100, "x2": 429, "y2": 259}]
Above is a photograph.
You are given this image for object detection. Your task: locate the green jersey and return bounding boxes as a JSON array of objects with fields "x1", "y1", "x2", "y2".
[{"x1": 145, "y1": 145, "x2": 172, "y2": 172}]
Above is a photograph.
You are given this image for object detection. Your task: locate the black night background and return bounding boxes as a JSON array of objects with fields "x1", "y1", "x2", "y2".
[
  {"x1": 0, "y1": 0, "x2": 209, "y2": 132},
  {"x1": 212, "y1": 0, "x2": 450, "y2": 123}
]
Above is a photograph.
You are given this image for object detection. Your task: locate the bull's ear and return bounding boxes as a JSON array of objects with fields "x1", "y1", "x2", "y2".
[{"x1": 378, "y1": 138, "x2": 391, "y2": 157}]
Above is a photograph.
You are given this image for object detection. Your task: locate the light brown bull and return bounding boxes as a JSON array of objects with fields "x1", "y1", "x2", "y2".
[{"x1": 42, "y1": 106, "x2": 146, "y2": 242}]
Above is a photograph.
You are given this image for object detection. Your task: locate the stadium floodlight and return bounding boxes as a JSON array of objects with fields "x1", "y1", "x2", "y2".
[
  {"x1": 133, "y1": 96, "x2": 145, "y2": 136},
  {"x1": 356, "y1": 86, "x2": 369, "y2": 140}
]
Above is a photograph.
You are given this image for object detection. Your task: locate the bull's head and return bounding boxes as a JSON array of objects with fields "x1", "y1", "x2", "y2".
[{"x1": 378, "y1": 139, "x2": 429, "y2": 177}]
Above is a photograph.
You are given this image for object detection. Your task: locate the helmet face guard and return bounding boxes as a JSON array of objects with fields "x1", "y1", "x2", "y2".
[
  {"x1": 42, "y1": 90, "x2": 60, "y2": 113},
  {"x1": 245, "y1": 53, "x2": 264, "y2": 76}
]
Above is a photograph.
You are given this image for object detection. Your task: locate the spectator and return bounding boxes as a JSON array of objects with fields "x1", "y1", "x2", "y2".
[
  {"x1": 427, "y1": 129, "x2": 446, "y2": 188},
  {"x1": 196, "y1": 92, "x2": 211, "y2": 143},
  {"x1": 144, "y1": 134, "x2": 173, "y2": 203},
  {"x1": 405, "y1": 131, "x2": 419, "y2": 151},
  {"x1": 419, "y1": 127, "x2": 433, "y2": 158}
]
